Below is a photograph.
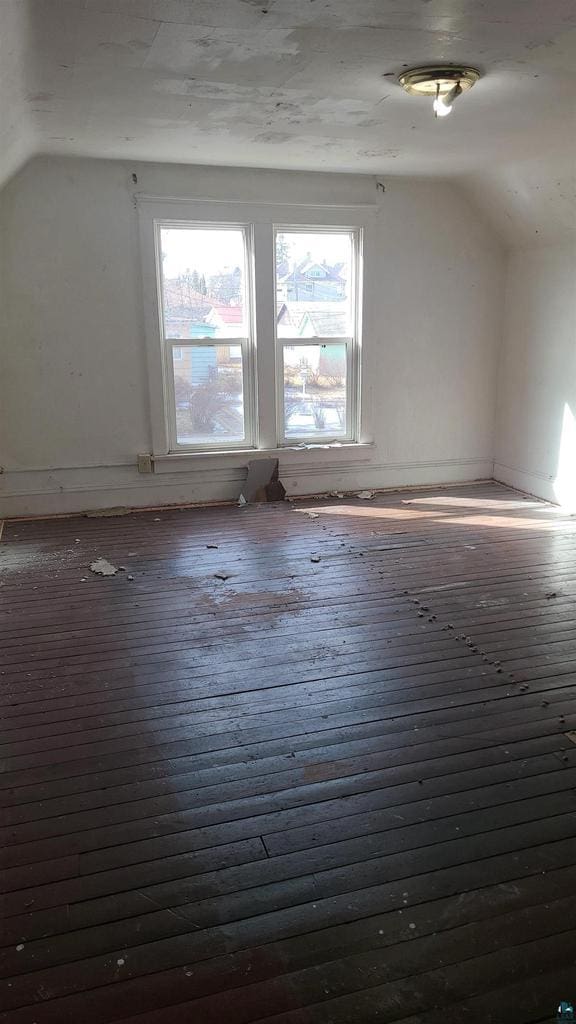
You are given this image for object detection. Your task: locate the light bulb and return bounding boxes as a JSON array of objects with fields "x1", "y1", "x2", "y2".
[
  {"x1": 433, "y1": 97, "x2": 453, "y2": 117},
  {"x1": 433, "y1": 80, "x2": 463, "y2": 118},
  {"x1": 430, "y1": 79, "x2": 461, "y2": 117}
]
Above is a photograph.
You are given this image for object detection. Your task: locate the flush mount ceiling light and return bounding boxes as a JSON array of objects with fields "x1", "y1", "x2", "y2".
[{"x1": 398, "y1": 66, "x2": 481, "y2": 118}]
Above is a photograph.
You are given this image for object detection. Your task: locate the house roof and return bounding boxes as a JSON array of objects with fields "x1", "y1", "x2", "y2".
[
  {"x1": 300, "y1": 310, "x2": 349, "y2": 336},
  {"x1": 277, "y1": 302, "x2": 350, "y2": 337},
  {"x1": 208, "y1": 305, "x2": 245, "y2": 325}
]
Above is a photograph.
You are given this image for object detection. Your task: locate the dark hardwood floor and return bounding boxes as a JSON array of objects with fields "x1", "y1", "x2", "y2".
[{"x1": 1, "y1": 482, "x2": 576, "y2": 1023}]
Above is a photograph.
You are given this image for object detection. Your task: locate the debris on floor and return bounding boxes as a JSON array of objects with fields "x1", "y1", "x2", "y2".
[
  {"x1": 310, "y1": 555, "x2": 321, "y2": 563},
  {"x1": 206, "y1": 544, "x2": 219, "y2": 549},
  {"x1": 214, "y1": 572, "x2": 230, "y2": 581},
  {"x1": 330, "y1": 491, "x2": 345, "y2": 498},
  {"x1": 356, "y1": 490, "x2": 375, "y2": 500},
  {"x1": 89, "y1": 558, "x2": 118, "y2": 576},
  {"x1": 239, "y1": 458, "x2": 286, "y2": 504},
  {"x1": 302, "y1": 511, "x2": 320, "y2": 519},
  {"x1": 546, "y1": 590, "x2": 558, "y2": 599}
]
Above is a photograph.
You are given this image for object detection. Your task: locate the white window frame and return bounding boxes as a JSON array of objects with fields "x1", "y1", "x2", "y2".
[
  {"x1": 154, "y1": 220, "x2": 256, "y2": 452},
  {"x1": 137, "y1": 198, "x2": 369, "y2": 458},
  {"x1": 274, "y1": 225, "x2": 361, "y2": 447}
]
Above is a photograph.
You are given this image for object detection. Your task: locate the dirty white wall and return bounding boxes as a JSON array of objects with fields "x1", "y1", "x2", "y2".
[
  {"x1": 494, "y1": 243, "x2": 576, "y2": 506},
  {"x1": 0, "y1": 155, "x2": 502, "y2": 517}
]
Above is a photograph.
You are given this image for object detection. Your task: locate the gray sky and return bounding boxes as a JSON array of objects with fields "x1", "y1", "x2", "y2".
[{"x1": 161, "y1": 227, "x2": 352, "y2": 280}]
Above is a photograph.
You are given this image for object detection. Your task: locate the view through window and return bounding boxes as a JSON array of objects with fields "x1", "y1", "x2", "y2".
[
  {"x1": 275, "y1": 230, "x2": 354, "y2": 441},
  {"x1": 160, "y1": 226, "x2": 249, "y2": 447},
  {"x1": 156, "y1": 222, "x2": 360, "y2": 451}
]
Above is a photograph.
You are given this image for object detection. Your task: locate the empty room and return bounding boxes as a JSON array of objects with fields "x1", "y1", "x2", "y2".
[{"x1": 1, "y1": 1, "x2": 576, "y2": 1021}]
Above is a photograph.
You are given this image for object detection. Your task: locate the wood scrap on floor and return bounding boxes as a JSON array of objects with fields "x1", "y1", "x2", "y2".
[{"x1": 239, "y1": 458, "x2": 286, "y2": 504}]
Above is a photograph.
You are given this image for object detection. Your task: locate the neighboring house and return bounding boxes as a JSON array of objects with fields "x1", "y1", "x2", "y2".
[
  {"x1": 162, "y1": 281, "x2": 244, "y2": 362},
  {"x1": 173, "y1": 345, "x2": 218, "y2": 385},
  {"x1": 276, "y1": 303, "x2": 348, "y2": 379},
  {"x1": 206, "y1": 305, "x2": 245, "y2": 339},
  {"x1": 281, "y1": 343, "x2": 346, "y2": 378},
  {"x1": 277, "y1": 303, "x2": 349, "y2": 338},
  {"x1": 297, "y1": 310, "x2": 348, "y2": 338},
  {"x1": 172, "y1": 301, "x2": 243, "y2": 387},
  {"x1": 278, "y1": 257, "x2": 346, "y2": 302},
  {"x1": 168, "y1": 321, "x2": 217, "y2": 339}
]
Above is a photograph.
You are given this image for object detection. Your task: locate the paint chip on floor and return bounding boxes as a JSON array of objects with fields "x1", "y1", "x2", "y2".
[{"x1": 89, "y1": 558, "x2": 118, "y2": 576}]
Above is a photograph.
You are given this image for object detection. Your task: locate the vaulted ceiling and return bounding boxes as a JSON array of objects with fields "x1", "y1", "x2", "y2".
[{"x1": 1, "y1": 0, "x2": 575, "y2": 242}]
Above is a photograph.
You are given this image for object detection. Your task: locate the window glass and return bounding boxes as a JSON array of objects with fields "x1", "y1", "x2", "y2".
[
  {"x1": 276, "y1": 231, "x2": 353, "y2": 338},
  {"x1": 283, "y1": 343, "x2": 347, "y2": 439},
  {"x1": 160, "y1": 228, "x2": 247, "y2": 339},
  {"x1": 172, "y1": 345, "x2": 245, "y2": 446}
]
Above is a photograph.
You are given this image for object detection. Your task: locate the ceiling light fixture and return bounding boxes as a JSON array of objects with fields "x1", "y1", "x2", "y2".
[{"x1": 398, "y1": 66, "x2": 480, "y2": 119}]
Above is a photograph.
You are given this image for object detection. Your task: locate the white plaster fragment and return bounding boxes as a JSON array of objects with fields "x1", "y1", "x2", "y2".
[{"x1": 89, "y1": 558, "x2": 118, "y2": 576}]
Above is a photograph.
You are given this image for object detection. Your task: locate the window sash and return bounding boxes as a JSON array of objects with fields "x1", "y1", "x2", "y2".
[
  {"x1": 277, "y1": 337, "x2": 354, "y2": 446},
  {"x1": 155, "y1": 222, "x2": 256, "y2": 452},
  {"x1": 274, "y1": 226, "x2": 361, "y2": 447},
  {"x1": 166, "y1": 339, "x2": 252, "y2": 452}
]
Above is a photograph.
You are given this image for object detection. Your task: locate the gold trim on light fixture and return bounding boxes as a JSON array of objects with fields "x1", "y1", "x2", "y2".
[{"x1": 398, "y1": 65, "x2": 480, "y2": 117}]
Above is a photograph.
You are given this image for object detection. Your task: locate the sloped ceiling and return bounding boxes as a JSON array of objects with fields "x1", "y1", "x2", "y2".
[{"x1": 1, "y1": 0, "x2": 575, "y2": 243}]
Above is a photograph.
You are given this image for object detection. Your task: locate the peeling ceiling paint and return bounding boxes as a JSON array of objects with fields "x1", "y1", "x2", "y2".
[{"x1": 0, "y1": 0, "x2": 574, "y2": 241}]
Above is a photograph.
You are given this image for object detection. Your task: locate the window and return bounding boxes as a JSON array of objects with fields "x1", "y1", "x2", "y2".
[
  {"x1": 158, "y1": 225, "x2": 254, "y2": 449},
  {"x1": 150, "y1": 216, "x2": 362, "y2": 453},
  {"x1": 275, "y1": 229, "x2": 358, "y2": 444}
]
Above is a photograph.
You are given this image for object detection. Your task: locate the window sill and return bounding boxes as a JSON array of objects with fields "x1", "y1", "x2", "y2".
[{"x1": 150, "y1": 442, "x2": 375, "y2": 475}]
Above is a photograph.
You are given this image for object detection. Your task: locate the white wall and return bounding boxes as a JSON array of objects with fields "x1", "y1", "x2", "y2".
[
  {"x1": 494, "y1": 242, "x2": 576, "y2": 506},
  {"x1": 0, "y1": 155, "x2": 502, "y2": 517}
]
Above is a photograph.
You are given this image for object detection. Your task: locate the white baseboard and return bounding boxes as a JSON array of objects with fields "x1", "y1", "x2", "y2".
[
  {"x1": 493, "y1": 461, "x2": 559, "y2": 505},
  {"x1": 1, "y1": 456, "x2": 493, "y2": 519}
]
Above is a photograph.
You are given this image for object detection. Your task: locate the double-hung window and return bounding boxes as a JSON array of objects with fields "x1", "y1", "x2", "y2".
[
  {"x1": 145, "y1": 208, "x2": 363, "y2": 454},
  {"x1": 275, "y1": 228, "x2": 359, "y2": 445},
  {"x1": 157, "y1": 224, "x2": 255, "y2": 450}
]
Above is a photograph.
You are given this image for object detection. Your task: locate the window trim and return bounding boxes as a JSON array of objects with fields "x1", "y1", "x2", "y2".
[{"x1": 137, "y1": 198, "x2": 371, "y2": 458}]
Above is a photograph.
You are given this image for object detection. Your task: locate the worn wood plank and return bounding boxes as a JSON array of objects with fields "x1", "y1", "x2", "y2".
[{"x1": 1, "y1": 483, "x2": 576, "y2": 1023}]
